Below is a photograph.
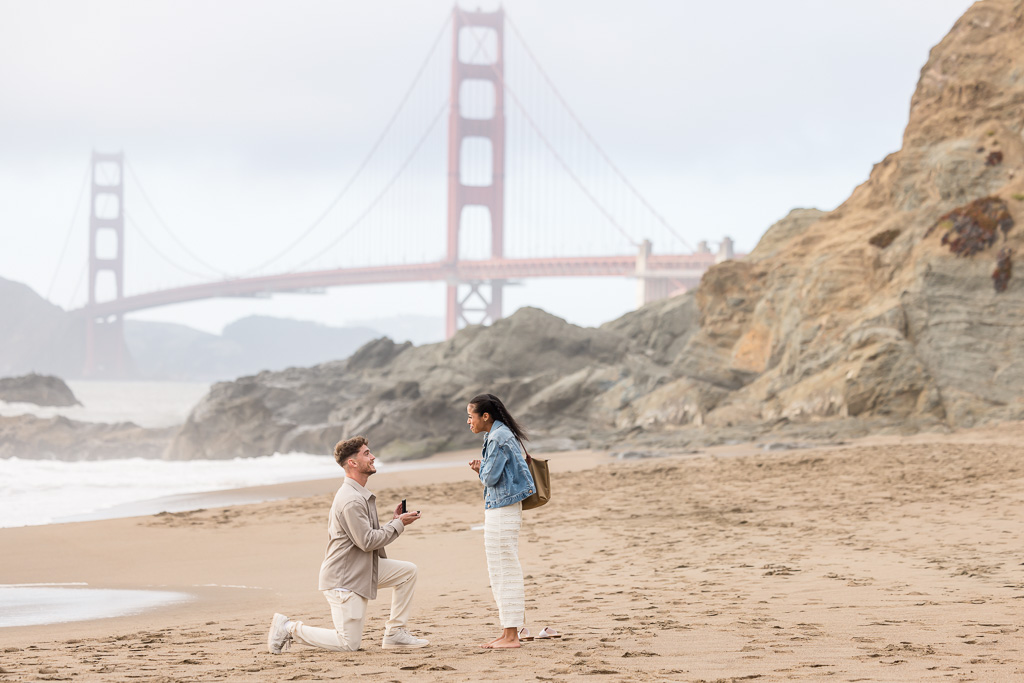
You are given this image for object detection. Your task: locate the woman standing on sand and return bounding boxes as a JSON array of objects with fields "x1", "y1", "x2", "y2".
[{"x1": 467, "y1": 393, "x2": 536, "y2": 649}]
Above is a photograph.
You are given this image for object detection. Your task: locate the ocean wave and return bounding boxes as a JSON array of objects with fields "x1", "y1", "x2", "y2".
[{"x1": 0, "y1": 452, "x2": 342, "y2": 528}]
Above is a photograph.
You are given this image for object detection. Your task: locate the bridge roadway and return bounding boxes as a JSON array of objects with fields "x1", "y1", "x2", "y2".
[{"x1": 74, "y1": 253, "x2": 717, "y2": 318}]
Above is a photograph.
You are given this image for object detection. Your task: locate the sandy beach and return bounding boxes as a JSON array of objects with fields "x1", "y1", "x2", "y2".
[{"x1": 1, "y1": 428, "x2": 1023, "y2": 682}]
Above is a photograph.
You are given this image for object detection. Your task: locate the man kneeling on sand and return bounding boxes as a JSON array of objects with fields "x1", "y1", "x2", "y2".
[{"x1": 267, "y1": 436, "x2": 428, "y2": 653}]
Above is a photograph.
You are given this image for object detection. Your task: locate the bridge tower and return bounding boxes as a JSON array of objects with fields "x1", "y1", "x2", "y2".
[
  {"x1": 84, "y1": 151, "x2": 132, "y2": 377},
  {"x1": 445, "y1": 7, "x2": 506, "y2": 338}
]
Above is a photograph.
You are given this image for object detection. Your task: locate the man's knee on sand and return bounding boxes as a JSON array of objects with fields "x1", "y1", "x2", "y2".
[{"x1": 337, "y1": 636, "x2": 361, "y2": 652}]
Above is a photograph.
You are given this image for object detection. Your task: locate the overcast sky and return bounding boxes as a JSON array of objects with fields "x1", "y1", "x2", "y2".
[{"x1": 0, "y1": 0, "x2": 976, "y2": 337}]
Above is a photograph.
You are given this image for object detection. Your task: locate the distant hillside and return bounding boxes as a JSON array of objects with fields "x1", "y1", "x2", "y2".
[
  {"x1": 345, "y1": 315, "x2": 444, "y2": 346},
  {"x1": 0, "y1": 277, "x2": 410, "y2": 381},
  {"x1": 0, "y1": 278, "x2": 83, "y2": 378},
  {"x1": 124, "y1": 316, "x2": 387, "y2": 381}
]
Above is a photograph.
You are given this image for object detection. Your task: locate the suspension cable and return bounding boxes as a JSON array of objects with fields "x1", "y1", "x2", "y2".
[
  {"x1": 125, "y1": 212, "x2": 217, "y2": 280},
  {"x1": 125, "y1": 159, "x2": 229, "y2": 277},
  {"x1": 505, "y1": 12, "x2": 693, "y2": 252},
  {"x1": 286, "y1": 100, "x2": 448, "y2": 273},
  {"x1": 289, "y1": 16, "x2": 497, "y2": 271},
  {"x1": 469, "y1": 22, "x2": 638, "y2": 249},
  {"x1": 239, "y1": 12, "x2": 454, "y2": 276},
  {"x1": 66, "y1": 262, "x2": 87, "y2": 310},
  {"x1": 46, "y1": 162, "x2": 90, "y2": 302}
]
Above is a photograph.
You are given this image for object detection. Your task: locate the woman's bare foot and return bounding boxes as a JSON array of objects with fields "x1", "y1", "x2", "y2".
[
  {"x1": 479, "y1": 635, "x2": 503, "y2": 648},
  {"x1": 481, "y1": 627, "x2": 521, "y2": 649},
  {"x1": 484, "y1": 637, "x2": 521, "y2": 649}
]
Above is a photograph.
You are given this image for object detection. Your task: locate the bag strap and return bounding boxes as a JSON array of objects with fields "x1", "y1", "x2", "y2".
[{"x1": 518, "y1": 439, "x2": 532, "y2": 464}]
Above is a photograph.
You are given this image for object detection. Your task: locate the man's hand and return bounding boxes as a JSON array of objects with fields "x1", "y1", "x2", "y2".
[
  {"x1": 469, "y1": 459, "x2": 481, "y2": 473},
  {"x1": 398, "y1": 511, "x2": 421, "y2": 526}
]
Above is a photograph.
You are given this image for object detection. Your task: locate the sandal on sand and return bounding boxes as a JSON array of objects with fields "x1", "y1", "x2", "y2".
[
  {"x1": 536, "y1": 627, "x2": 562, "y2": 639},
  {"x1": 518, "y1": 627, "x2": 534, "y2": 641}
]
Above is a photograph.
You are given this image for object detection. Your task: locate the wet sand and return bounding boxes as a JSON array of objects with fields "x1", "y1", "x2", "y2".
[{"x1": 1, "y1": 429, "x2": 1022, "y2": 681}]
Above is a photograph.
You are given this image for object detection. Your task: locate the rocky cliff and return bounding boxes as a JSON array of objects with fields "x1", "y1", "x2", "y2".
[
  {"x1": 167, "y1": 0, "x2": 1024, "y2": 460},
  {"x1": 676, "y1": 0, "x2": 1024, "y2": 431}
]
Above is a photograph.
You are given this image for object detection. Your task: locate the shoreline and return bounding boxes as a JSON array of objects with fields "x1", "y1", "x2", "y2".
[
  {"x1": 4, "y1": 448, "x2": 525, "y2": 529},
  {"x1": 51, "y1": 450, "x2": 495, "y2": 525}
]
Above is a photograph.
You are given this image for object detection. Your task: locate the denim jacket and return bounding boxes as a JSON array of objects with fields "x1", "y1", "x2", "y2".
[{"x1": 479, "y1": 420, "x2": 535, "y2": 509}]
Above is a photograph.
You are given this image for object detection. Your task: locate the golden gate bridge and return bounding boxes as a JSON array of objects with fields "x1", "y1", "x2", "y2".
[{"x1": 72, "y1": 7, "x2": 737, "y2": 376}]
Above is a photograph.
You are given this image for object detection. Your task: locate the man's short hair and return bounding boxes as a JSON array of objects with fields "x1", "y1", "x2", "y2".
[{"x1": 334, "y1": 435, "x2": 368, "y2": 467}]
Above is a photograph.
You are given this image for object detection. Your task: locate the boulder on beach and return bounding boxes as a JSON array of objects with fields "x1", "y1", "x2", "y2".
[
  {"x1": 0, "y1": 414, "x2": 176, "y2": 460},
  {"x1": 0, "y1": 373, "x2": 81, "y2": 407}
]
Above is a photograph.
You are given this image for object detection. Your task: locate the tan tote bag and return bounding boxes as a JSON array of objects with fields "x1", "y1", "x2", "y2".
[{"x1": 521, "y1": 447, "x2": 550, "y2": 510}]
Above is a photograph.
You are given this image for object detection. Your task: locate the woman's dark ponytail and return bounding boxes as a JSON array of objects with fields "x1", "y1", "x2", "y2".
[{"x1": 469, "y1": 393, "x2": 529, "y2": 443}]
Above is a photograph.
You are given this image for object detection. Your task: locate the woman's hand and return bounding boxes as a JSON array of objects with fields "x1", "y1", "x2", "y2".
[{"x1": 469, "y1": 459, "x2": 481, "y2": 473}]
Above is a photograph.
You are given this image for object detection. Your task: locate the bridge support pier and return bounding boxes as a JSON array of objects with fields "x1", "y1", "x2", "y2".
[
  {"x1": 636, "y1": 239, "x2": 699, "y2": 307},
  {"x1": 444, "y1": 7, "x2": 506, "y2": 339},
  {"x1": 84, "y1": 315, "x2": 132, "y2": 379},
  {"x1": 447, "y1": 280, "x2": 503, "y2": 334},
  {"x1": 84, "y1": 150, "x2": 133, "y2": 378},
  {"x1": 635, "y1": 239, "x2": 665, "y2": 307}
]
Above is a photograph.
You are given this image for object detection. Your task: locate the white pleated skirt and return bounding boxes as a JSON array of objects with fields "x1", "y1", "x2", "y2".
[{"x1": 483, "y1": 501, "x2": 525, "y2": 629}]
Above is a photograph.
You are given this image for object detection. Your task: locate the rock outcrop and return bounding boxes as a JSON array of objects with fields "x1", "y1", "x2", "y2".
[
  {"x1": 167, "y1": 0, "x2": 1024, "y2": 460},
  {"x1": 0, "y1": 373, "x2": 81, "y2": 407},
  {"x1": 0, "y1": 414, "x2": 176, "y2": 460},
  {"x1": 165, "y1": 307, "x2": 629, "y2": 459}
]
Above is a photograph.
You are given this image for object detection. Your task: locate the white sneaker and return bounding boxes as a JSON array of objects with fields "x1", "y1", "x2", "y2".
[
  {"x1": 381, "y1": 628, "x2": 429, "y2": 649},
  {"x1": 267, "y1": 613, "x2": 292, "y2": 654}
]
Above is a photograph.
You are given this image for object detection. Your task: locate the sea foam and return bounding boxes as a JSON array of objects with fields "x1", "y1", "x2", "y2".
[
  {"x1": 0, "y1": 585, "x2": 192, "y2": 628},
  {"x1": 0, "y1": 453, "x2": 342, "y2": 528}
]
